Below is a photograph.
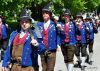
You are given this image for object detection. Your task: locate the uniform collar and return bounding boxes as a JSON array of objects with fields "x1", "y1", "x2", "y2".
[{"x1": 44, "y1": 20, "x2": 50, "y2": 29}]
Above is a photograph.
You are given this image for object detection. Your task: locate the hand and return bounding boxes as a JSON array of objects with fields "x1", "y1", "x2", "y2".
[
  {"x1": 54, "y1": 16, "x2": 59, "y2": 21},
  {"x1": 86, "y1": 27, "x2": 89, "y2": 30},
  {"x1": 31, "y1": 37, "x2": 38, "y2": 47},
  {"x1": 2, "y1": 67, "x2": 7, "y2": 71},
  {"x1": 76, "y1": 22, "x2": 79, "y2": 27},
  {"x1": 8, "y1": 64, "x2": 12, "y2": 69},
  {"x1": 76, "y1": 22, "x2": 79, "y2": 26},
  {"x1": 86, "y1": 26, "x2": 89, "y2": 32},
  {"x1": 5, "y1": 24, "x2": 8, "y2": 28},
  {"x1": 52, "y1": 13, "x2": 59, "y2": 21},
  {"x1": 57, "y1": 24, "x2": 63, "y2": 31}
]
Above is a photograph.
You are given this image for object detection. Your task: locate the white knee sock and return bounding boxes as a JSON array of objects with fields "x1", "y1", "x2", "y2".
[
  {"x1": 66, "y1": 63, "x2": 74, "y2": 71},
  {"x1": 89, "y1": 52, "x2": 93, "y2": 61},
  {"x1": 81, "y1": 57, "x2": 86, "y2": 66}
]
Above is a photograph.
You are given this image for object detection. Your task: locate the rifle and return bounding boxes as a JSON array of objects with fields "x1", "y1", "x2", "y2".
[
  {"x1": 31, "y1": 19, "x2": 42, "y2": 39},
  {"x1": 29, "y1": 29, "x2": 38, "y2": 47}
]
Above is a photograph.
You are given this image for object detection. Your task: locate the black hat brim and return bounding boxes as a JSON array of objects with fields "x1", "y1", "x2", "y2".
[
  {"x1": 17, "y1": 17, "x2": 32, "y2": 22},
  {"x1": 19, "y1": 16, "x2": 31, "y2": 21},
  {"x1": 76, "y1": 15, "x2": 83, "y2": 18},
  {"x1": 64, "y1": 13, "x2": 71, "y2": 16},
  {"x1": 42, "y1": 9, "x2": 52, "y2": 14}
]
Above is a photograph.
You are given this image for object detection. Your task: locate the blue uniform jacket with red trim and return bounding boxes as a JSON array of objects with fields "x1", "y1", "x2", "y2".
[
  {"x1": 86, "y1": 22, "x2": 98, "y2": 40},
  {"x1": 2, "y1": 30, "x2": 45, "y2": 67},
  {"x1": 63, "y1": 21, "x2": 77, "y2": 45},
  {"x1": 37, "y1": 20, "x2": 65, "y2": 51},
  {"x1": 76, "y1": 21, "x2": 87, "y2": 44}
]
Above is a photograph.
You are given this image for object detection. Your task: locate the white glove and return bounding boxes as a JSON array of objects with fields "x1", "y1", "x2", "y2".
[
  {"x1": 5, "y1": 24, "x2": 8, "y2": 28},
  {"x1": 86, "y1": 27, "x2": 89, "y2": 30},
  {"x1": 31, "y1": 38, "x2": 38, "y2": 47},
  {"x1": 54, "y1": 16, "x2": 59, "y2": 21},
  {"x1": 57, "y1": 24, "x2": 63, "y2": 31},
  {"x1": 52, "y1": 13, "x2": 59, "y2": 21},
  {"x1": 57, "y1": 24, "x2": 61, "y2": 27}
]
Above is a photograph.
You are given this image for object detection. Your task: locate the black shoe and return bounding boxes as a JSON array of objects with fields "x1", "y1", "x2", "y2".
[
  {"x1": 81, "y1": 66, "x2": 85, "y2": 71},
  {"x1": 77, "y1": 61, "x2": 82, "y2": 68},
  {"x1": 88, "y1": 61, "x2": 92, "y2": 65},
  {"x1": 85, "y1": 55, "x2": 89, "y2": 63},
  {"x1": 74, "y1": 61, "x2": 81, "y2": 68},
  {"x1": 74, "y1": 63, "x2": 79, "y2": 68}
]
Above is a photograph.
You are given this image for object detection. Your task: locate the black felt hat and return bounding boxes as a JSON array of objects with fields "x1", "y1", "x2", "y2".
[
  {"x1": 19, "y1": 8, "x2": 31, "y2": 21},
  {"x1": 42, "y1": 3, "x2": 52, "y2": 14},
  {"x1": 64, "y1": 9, "x2": 71, "y2": 16}
]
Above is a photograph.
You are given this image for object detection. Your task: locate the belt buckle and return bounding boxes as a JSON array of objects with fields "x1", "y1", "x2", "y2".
[
  {"x1": 16, "y1": 57, "x2": 22, "y2": 65},
  {"x1": 46, "y1": 51, "x2": 51, "y2": 54}
]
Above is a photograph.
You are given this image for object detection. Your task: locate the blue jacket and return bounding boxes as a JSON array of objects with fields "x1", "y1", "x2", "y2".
[
  {"x1": 86, "y1": 22, "x2": 98, "y2": 40},
  {"x1": 1, "y1": 24, "x2": 8, "y2": 40},
  {"x1": 2, "y1": 30, "x2": 45, "y2": 67},
  {"x1": 62, "y1": 21, "x2": 77, "y2": 45},
  {"x1": 76, "y1": 21, "x2": 87, "y2": 44},
  {"x1": 37, "y1": 20, "x2": 65, "y2": 51},
  {"x1": 56, "y1": 22, "x2": 66, "y2": 45}
]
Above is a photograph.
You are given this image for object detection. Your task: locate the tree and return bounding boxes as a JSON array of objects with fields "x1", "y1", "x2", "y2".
[{"x1": 0, "y1": 0, "x2": 100, "y2": 22}]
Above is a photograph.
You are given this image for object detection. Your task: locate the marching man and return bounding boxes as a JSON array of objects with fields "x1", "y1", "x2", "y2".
[
  {"x1": 37, "y1": 4, "x2": 65, "y2": 71},
  {"x1": 61, "y1": 9, "x2": 77, "y2": 71},
  {"x1": 85, "y1": 14, "x2": 98, "y2": 65},
  {"x1": 2, "y1": 8, "x2": 45, "y2": 71}
]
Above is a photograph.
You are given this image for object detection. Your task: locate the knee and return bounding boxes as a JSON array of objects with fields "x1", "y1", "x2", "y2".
[{"x1": 65, "y1": 59, "x2": 74, "y2": 63}]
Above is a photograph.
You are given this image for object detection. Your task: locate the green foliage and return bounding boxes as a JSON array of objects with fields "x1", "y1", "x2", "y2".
[
  {"x1": 85, "y1": 0, "x2": 100, "y2": 11},
  {"x1": 0, "y1": 0, "x2": 100, "y2": 24}
]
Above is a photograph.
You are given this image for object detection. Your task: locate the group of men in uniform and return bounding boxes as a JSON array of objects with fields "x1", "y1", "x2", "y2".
[{"x1": 1, "y1": 4, "x2": 98, "y2": 71}]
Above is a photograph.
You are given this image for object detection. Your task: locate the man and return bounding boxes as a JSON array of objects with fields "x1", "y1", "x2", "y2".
[
  {"x1": 75, "y1": 13, "x2": 87, "y2": 71},
  {"x1": 2, "y1": 8, "x2": 45, "y2": 71},
  {"x1": 0, "y1": 16, "x2": 8, "y2": 62},
  {"x1": 85, "y1": 14, "x2": 98, "y2": 65},
  {"x1": 61, "y1": 9, "x2": 77, "y2": 71},
  {"x1": 37, "y1": 5, "x2": 65, "y2": 71}
]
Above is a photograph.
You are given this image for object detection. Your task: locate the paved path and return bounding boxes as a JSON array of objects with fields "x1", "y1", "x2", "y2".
[
  {"x1": 54, "y1": 31, "x2": 100, "y2": 71},
  {"x1": 1, "y1": 31, "x2": 100, "y2": 71}
]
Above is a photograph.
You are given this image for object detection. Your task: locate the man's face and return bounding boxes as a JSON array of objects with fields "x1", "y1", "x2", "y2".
[
  {"x1": 64, "y1": 15, "x2": 70, "y2": 22},
  {"x1": 42, "y1": 11, "x2": 51, "y2": 22},
  {"x1": 64, "y1": 15, "x2": 69, "y2": 19},
  {"x1": 77, "y1": 16, "x2": 82, "y2": 22},
  {"x1": 20, "y1": 19, "x2": 31, "y2": 31}
]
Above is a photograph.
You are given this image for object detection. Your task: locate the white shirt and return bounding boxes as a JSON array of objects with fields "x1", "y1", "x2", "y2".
[
  {"x1": 44, "y1": 20, "x2": 50, "y2": 30},
  {"x1": 20, "y1": 30, "x2": 27, "y2": 38}
]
